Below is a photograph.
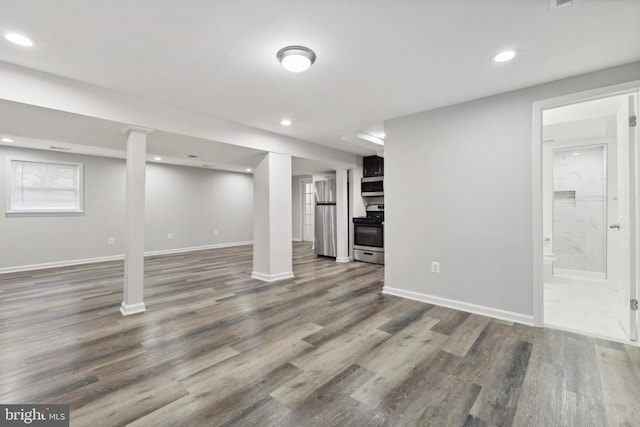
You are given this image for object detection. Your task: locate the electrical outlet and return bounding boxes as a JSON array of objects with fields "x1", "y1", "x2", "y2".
[
  {"x1": 431, "y1": 261, "x2": 440, "y2": 274},
  {"x1": 168, "y1": 233, "x2": 174, "y2": 240},
  {"x1": 107, "y1": 237, "x2": 115, "y2": 245},
  {"x1": 214, "y1": 230, "x2": 219, "y2": 236}
]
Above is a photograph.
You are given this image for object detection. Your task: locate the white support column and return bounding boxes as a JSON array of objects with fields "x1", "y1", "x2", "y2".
[
  {"x1": 120, "y1": 126, "x2": 152, "y2": 315},
  {"x1": 336, "y1": 168, "x2": 350, "y2": 263},
  {"x1": 251, "y1": 152, "x2": 295, "y2": 282}
]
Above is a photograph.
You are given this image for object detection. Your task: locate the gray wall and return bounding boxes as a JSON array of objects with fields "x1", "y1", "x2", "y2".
[
  {"x1": 145, "y1": 163, "x2": 253, "y2": 251},
  {"x1": 384, "y1": 61, "x2": 640, "y2": 320},
  {"x1": 0, "y1": 147, "x2": 253, "y2": 271}
]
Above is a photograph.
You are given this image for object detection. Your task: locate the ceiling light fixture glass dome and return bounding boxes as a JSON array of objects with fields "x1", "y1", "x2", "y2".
[{"x1": 277, "y1": 45, "x2": 316, "y2": 73}]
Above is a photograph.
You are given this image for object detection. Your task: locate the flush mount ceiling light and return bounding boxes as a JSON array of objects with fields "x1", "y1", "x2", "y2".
[
  {"x1": 341, "y1": 131, "x2": 384, "y2": 146},
  {"x1": 280, "y1": 118, "x2": 292, "y2": 126},
  {"x1": 357, "y1": 131, "x2": 384, "y2": 146},
  {"x1": 4, "y1": 32, "x2": 34, "y2": 47},
  {"x1": 277, "y1": 45, "x2": 316, "y2": 73},
  {"x1": 1, "y1": 137, "x2": 14, "y2": 143},
  {"x1": 492, "y1": 49, "x2": 518, "y2": 63},
  {"x1": 153, "y1": 156, "x2": 162, "y2": 161},
  {"x1": 245, "y1": 168, "x2": 252, "y2": 172}
]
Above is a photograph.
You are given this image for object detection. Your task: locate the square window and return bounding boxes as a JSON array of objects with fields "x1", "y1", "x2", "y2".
[{"x1": 8, "y1": 159, "x2": 83, "y2": 213}]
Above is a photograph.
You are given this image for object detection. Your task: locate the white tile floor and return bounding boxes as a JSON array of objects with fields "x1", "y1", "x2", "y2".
[{"x1": 544, "y1": 274, "x2": 629, "y2": 342}]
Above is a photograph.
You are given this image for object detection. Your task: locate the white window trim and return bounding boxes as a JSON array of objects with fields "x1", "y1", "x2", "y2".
[{"x1": 6, "y1": 157, "x2": 85, "y2": 215}]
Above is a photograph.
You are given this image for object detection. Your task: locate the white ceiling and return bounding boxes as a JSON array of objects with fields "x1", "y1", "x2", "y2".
[
  {"x1": 0, "y1": 0, "x2": 639, "y2": 171},
  {"x1": 0, "y1": 99, "x2": 338, "y2": 174}
]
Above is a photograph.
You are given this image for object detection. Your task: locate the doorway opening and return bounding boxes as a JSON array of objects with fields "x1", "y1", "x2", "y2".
[{"x1": 534, "y1": 84, "x2": 639, "y2": 342}]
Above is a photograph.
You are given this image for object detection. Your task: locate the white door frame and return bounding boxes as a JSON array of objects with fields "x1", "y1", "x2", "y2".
[{"x1": 532, "y1": 80, "x2": 640, "y2": 329}]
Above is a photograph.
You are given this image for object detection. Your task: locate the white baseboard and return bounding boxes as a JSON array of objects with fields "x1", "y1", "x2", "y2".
[
  {"x1": 335, "y1": 257, "x2": 351, "y2": 263},
  {"x1": 382, "y1": 286, "x2": 534, "y2": 326},
  {"x1": 251, "y1": 271, "x2": 295, "y2": 282},
  {"x1": 0, "y1": 255, "x2": 125, "y2": 275},
  {"x1": 144, "y1": 241, "x2": 253, "y2": 257},
  {"x1": 292, "y1": 237, "x2": 303, "y2": 242},
  {"x1": 0, "y1": 241, "x2": 254, "y2": 274},
  {"x1": 120, "y1": 301, "x2": 147, "y2": 316}
]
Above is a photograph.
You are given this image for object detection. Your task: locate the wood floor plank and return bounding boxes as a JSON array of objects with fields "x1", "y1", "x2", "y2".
[
  {"x1": 511, "y1": 356, "x2": 564, "y2": 427},
  {"x1": 301, "y1": 292, "x2": 390, "y2": 347},
  {"x1": 1, "y1": 242, "x2": 639, "y2": 426},
  {"x1": 559, "y1": 389, "x2": 608, "y2": 427},
  {"x1": 350, "y1": 316, "x2": 444, "y2": 407},
  {"x1": 360, "y1": 349, "x2": 464, "y2": 426},
  {"x1": 131, "y1": 362, "x2": 300, "y2": 427},
  {"x1": 377, "y1": 300, "x2": 434, "y2": 335},
  {"x1": 221, "y1": 395, "x2": 291, "y2": 427},
  {"x1": 270, "y1": 315, "x2": 391, "y2": 407},
  {"x1": 595, "y1": 344, "x2": 640, "y2": 426},
  {"x1": 468, "y1": 338, "x2": 532, "y2": 426},
  {"x1": 451, "y1": 320, "x2": 514, "y2": 382},
  {"x1": 426, "y1": 305, "x2": 471, "y2": 335},
  {"x1": 440, "y1": 313, "x2": 491, "y2": 357},
  {"x1": 419, "y1": 377, "x2": 482, "y2": 426},
  {"x1": 71, "y1": 375, "x2": 189, "y2": 426},
  {"x1": 563, "y1": 334, "x2": 603, "y2": 402},
  {"x1": 271, "y1": 363, "x2": 375, "y2": 427},
  {"x1": 181, "y1": 323, "x2": 320, "y2": 397},
  {"x1": 625, "y1": 343, "x2": 640, "y2": 383}
]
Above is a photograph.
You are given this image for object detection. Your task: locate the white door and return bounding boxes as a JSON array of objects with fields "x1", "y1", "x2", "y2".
[{"x1": 614, "y1": 94, "x2": 638, "y2": 341}]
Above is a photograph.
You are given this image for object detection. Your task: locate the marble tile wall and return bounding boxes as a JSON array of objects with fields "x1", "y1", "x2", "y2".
[{"x1": 552, "y1": 146, "x2": 606, "y2": 272}]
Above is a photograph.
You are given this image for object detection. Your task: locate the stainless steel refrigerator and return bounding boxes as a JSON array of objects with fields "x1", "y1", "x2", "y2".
[{"x1": 314, "y1": 179, "x2": 337, "y2": 257}]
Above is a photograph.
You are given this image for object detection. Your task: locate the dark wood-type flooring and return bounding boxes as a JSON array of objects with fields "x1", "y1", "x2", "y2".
[{"x1": 1, "y1": 243, "x2": 640, "y2": 426}]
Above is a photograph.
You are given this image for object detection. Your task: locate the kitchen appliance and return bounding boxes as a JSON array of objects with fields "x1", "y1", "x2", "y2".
[
  {"x1": 353, "y1": 204, "x2": 384, "y2": 264},
  {"x1": 363, "y1": 155, "x2": 384, "y2": 177},
  {"x1": 361, "y1": 176, "x2": 383, "y2": 196},
  {"x1": 314, "y1": 179, "x2": 337, "y2": 257}
]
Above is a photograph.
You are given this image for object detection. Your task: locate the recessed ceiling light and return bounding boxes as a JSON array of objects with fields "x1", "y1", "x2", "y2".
[
  {"x1": 277, "y1": 46, "x2": 316, "y2": 73},
  {"x1": 492, "y1": 50, "x2": 518, "y2": 63},
  {"x1": 280, "y1": 119, "x2": 292, "y2": 126},
  {"x1": 153, "y1": 156, "x2": 162, "y2": 161},
  {"x1": 245, "y1": 168, "x2": 252, "y2": 172},
  {"x1": 1, "y1": 137, "x2": 14, "y2": 143},
  {"x1": 572, "y1": 152, "x2": 581, "y2": 156},
  {"x1": 5, "y1": 32, "x2": 34, "y2": 47}
]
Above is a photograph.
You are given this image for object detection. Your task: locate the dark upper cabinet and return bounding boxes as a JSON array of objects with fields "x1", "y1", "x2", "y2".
[{"x1": 363, "y1": 155, "x2": 384, "y2": 177}]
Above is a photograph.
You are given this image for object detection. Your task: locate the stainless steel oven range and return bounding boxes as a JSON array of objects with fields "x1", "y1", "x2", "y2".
[{"x1": 353, "y1": 204, "x2": 384, "y2": 265}]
